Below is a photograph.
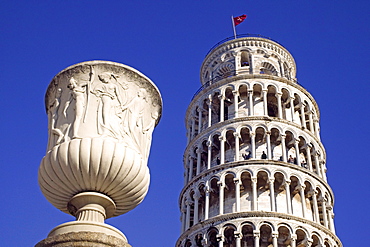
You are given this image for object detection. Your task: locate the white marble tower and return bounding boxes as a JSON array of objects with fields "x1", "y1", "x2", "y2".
[{"x1": 177, "y1": 36, "x2": 342, "y2": 247}]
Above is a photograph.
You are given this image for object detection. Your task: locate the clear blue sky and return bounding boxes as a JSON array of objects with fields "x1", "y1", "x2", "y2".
[{"x1": 1, "y1": 1, "x2": 369, "y2": 246}]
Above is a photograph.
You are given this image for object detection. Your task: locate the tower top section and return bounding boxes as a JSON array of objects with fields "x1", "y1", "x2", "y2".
[{"x1": 200, "y1": 35, "x2": 297, "y2": 86}]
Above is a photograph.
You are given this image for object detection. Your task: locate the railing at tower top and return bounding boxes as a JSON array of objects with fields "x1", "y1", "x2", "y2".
[
  {"x1": 192, "y1": 71, "x2": 236, "y2": 99},
  {"x1": 205, "y1": 34, "x2": 283, "y2": 57},
  {"x1": 191, "y1": 70, "x2": 300, "y2": 100}
]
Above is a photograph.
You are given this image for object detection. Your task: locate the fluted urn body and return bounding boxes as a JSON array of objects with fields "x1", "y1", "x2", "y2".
[{"x1": 38, "y1": 61, "x2": 162, "y2": 244}]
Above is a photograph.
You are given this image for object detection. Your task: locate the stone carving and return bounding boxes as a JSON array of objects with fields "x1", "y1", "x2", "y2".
[{"x1": 39, "y1": 61, "x2": 162, "y2": 244}]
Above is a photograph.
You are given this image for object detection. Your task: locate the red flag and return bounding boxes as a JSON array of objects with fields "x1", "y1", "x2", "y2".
[{"x1": 233, "y1": 14, "x2": 247, "y2": 26}]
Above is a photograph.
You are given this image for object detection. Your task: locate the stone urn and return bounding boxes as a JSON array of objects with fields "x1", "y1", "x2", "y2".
[{"x1": 37, "y1": 61, "x2": 162, "y2": 246}]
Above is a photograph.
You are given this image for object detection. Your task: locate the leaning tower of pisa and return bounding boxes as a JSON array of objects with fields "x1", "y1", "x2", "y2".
[{"x1": 177, "y1": 35, "x2": 342, "y2": 247}]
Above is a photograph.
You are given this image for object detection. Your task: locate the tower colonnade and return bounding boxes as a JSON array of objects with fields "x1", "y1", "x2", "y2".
[
  {"x1": 180, "y1": 163, "x2": 334, "y2": 232},
  {"x1": 187, "y1": 77, "x2": 320, "y2": 144},
  {"x1": 177, "y1": 36, "x2": 341, "y2": 247},
  {"x1": 184, "y1": 118, "x2": 327, "y2": 183}
]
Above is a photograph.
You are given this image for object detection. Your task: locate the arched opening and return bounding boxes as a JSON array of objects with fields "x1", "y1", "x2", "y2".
[
  {"x1": 241, "y1": 223, "x2": 254, "y2": 247},
  {"x1": 285, "y1": 131, "x2": 296, "y2": 165},
  {"x1": 189, "y1": 190, "x2": 195, "y2": 227},
  {"x1": 316, "y1": 188, "x2": 325, "y2": 226},
  {"x1": 201, "y1": 140, "x2": 208, "y2": 173},
  {"x1": 295, "y1": 229, "x2": 308, "y2": 247},
  {"x1": 304, "y1": 101, "x2": 311, "y2": 131},
  {"x1": 274, "y1": 172, "x2": 287, "y2": 213},
  {"x1": 224, "y1": 173, "x2": 236, "y2": 214},
  {"x1": 298, "y1": 136, "x2": 307, "y2": 168},
  {"x1": 260, "y1": 62, "x2": 278, "y2": 76},
  {"x1": 238, "y1": 84, "x2": 250, "y2": 117},
  {"x1": 225, "y1": 87, "x2": 234, "y2": 120},
  {"x1": 240, "y1": 127, "x2": 251, "y2": 160},
  {"x1": 225, "y1": 129, "x2": 236, "y2": 162},
  {"x1": 195, "y1": 234, "x2": 203, "y2": 247},
  {"x1": 240, "y1": 51, "x2": 250, "y2": 67},
  {"x1": 293, "y1": 94, "x2": 302, "y2": 125},
  {"x1": 207, "y1": 227, "x2": 219, "y2": 247},
  {"x1": 211, "y1": 92, "x2": 221, "y2": 124},
  {"x1": 192, "y1": 148, "x2": 198, "y2": 178},
  {"x1": 281, "y1": 88, "x2": 290, "y2": 120},
  {"x1": 283, "y1": 62, "x2": 290, "y2": 80},
  {"x1": 184, "y1": 239, "x2": 192, "y2": 247},
  {"x1": 270, "y1": 128, "x2": 282, "y2": 160},
  {"x1": 217, "y1": 62, "x2": 235, "y2": 79},
  {"x1": 259, "y1": 224, "x2": 273, "y2": 247},
  {"x1": 193, "y1": 107, "x2": 199, "y2": 137},
  {"x1": 290, "y1": 176, "x2": 303, "y2": 217},
  {"x1": 255, "y1": 127, "x2": 267, "y2": 159},
  {"x1": 198, "y1": 184, "x2": 206, "y2": 222},
  {"x1": 224, "y1": 225, "x2": 237, "y2": 247},
  {"x1": 257, "y1": 171, "x2": 269, "y2": 211},
  {"x1": 211, "y1": 134, "x2": 221, "y2": 167},
  {"x1": 209, "y1": 178, "x2": 220, "y2": 218},
  {"x1": 240, "y1": 171, "x2": 253, "y2": 211},
  {"x1": 311, "y1": 233, "x2": 321, "y2": 247},
  {"x1": 304, "y1": 181, "x2": 314, "y2": 221},
  {"x1": 277, "y1": 225, "x2": 292, "y2": 246},
  {"x1": 253, "y1": 84, "x2": 263, "y2": 116},
  {"x1": 267, "y1": 85, "x2": 278, "y2": 117}
]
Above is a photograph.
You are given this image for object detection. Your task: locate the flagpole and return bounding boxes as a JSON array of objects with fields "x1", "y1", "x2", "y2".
[{"x1": 231, "y1": 15, "x2": 237, "y2": 39}]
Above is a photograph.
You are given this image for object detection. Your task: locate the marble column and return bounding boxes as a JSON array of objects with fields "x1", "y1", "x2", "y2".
[
  {"x1": 285, "y1": 180, "x2": 292, "y2": 214},
  {"x1": 269, "y1": 178, "x2": 275, "y2": 212},
  {"x1": 290, "y1": 234, "x2": 297, "y2": 247},
  {"x1": 235, "y1": 231, "x2": 242, "y2": 247},
  {"x1": 204, "y1": 184, "x2": 210, "y2": 220},
  {"x1": 207, "y1": 141, "x2": 212, "y2": 169},
  {"x1": 188, "y1": 158, "x2": 193, "y2": 182},
  {"x1": 309, "y1": 110, "x2": 314, "y2": 132},
  {"x1": 198, "y1": 107, "x2": 203, "y2": 132},
  {"x1": 193, "y1": 191, "x2": 200, "y2": 224},
  {"x1": 196, "y1": 148, "x2": 201, "y2": 175},
  {"x1": 253, "y1": 231, "x2": 260, "y2": 247},
  {"x1": 217, "y1": 234, "x2": 224, "y2": 247},
  {"x1": 185, "y1": 198, "x2": 191, "y2": 230},
  {"x1": 219, "y1": 95, "x2": 225, "y2": 122},
  {"x1": 252, "y1": 177, "x2": 258, "y2": 211},
  {"x1": 191, "y1": 118, "x2": 195, "y2": 139},
  {"x1": 251, "y1": 133, "x2": 256, "y2": 159},
  {"x1": 262, "y1": 89, "x2": 268, "y2": 116},
  {"x1": 266, "y1": 131, "x2": 272, "y2": 159},
  {"x1": 233, "y1": 90, "x2": 239, "y2": 118},
  {"x1": 276, "y1": 92, "x2": 283, "y2": 118},
  {"x1": 234, "y1": 178, "x2": 241, "y2": 212},
  {"x1": 208, "y1": 96, "x2": 212, "y2": 127},
  {"x1": 299, "y1": 184, "x2": 306, "y2": 218},
  {"x1": 248, "y1": 89, "x2": 254, "y2": 116},
  {"x1": 314, "y1": 152, "x2": 322, "y2": 177},
  {"x1": 320, "y1": 197, "x2": 328, "y2": 228},
  {"x1": 234, "y1": 132, "x2": 240, "y2": 161},
  {"x1": 310, "y1": 190, "x2": 320, "y2": 223},
  {"x1": 306, "y1": 144, "x2": 313, "y2": 171},
  {"x1": 294, "y1": 139, "x2": 301, "y2": 165},
  {"x1": 281, "y1": 134, "x2": 287, "y2": 162},
  {"x1": 328, "y1": 206, "x2": 336, "y2": 233},
  {"x1": 290, "y1": 97, "x2": 295, "y2": 122},
  {"x1": 218, "y1": 181, "x2": 225, "y2": 215},
  {"x1": 219, "y1": 136, "x2": 225, "y2": 164},
  {"x1": 272, "y1": 232, "x2": 278, "y2": 247},
  {"x1": 300, "y1": 103, "x2": 306, "y2": 128}
]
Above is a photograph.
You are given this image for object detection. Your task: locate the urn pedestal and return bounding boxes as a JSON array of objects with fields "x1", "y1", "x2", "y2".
[{"x1": 36, "y1": 61, "x2": 162, "y2": 246}]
